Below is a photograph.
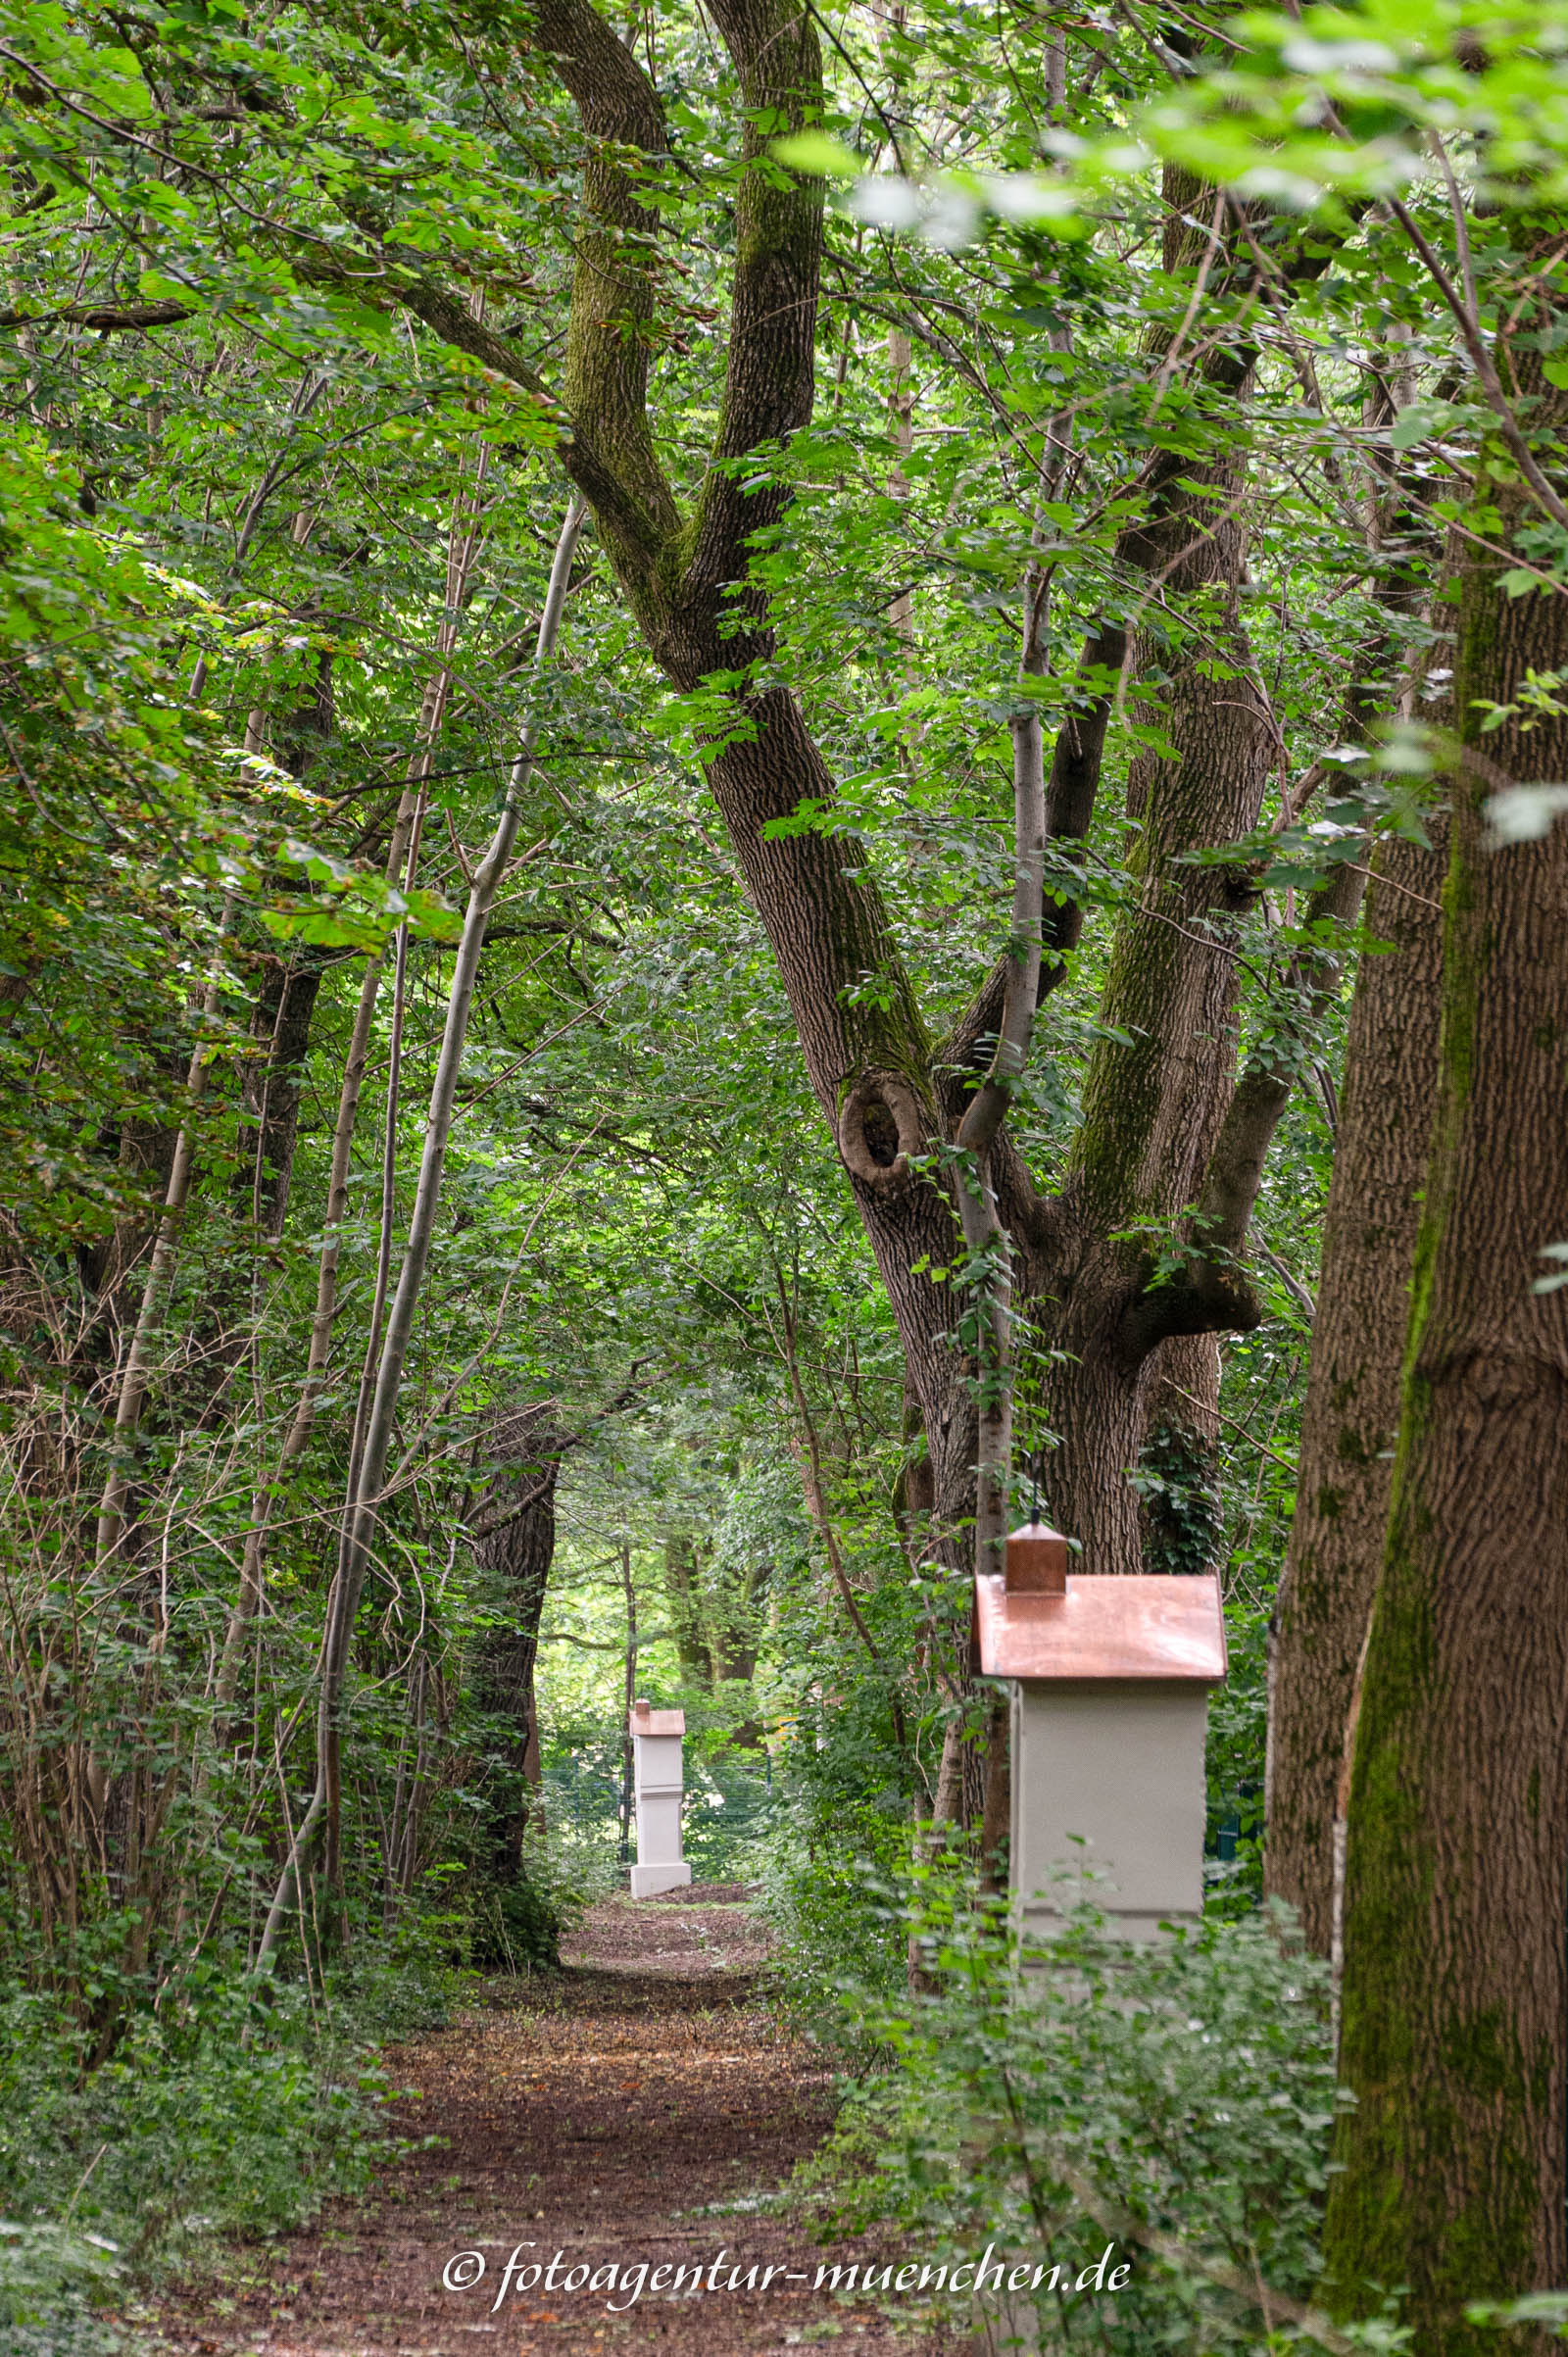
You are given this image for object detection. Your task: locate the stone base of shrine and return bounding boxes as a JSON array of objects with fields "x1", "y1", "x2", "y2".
[{"x1": 629, "y1": 1861, "x2": 692, "y2": 1898}]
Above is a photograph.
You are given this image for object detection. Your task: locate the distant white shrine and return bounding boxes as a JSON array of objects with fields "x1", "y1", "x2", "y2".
[{"x1": 628, "y1": 1697, "x2": 692, "y2": 1898}]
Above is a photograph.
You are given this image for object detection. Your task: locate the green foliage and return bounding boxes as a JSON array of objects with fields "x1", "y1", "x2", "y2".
[
  {"x1": 466, "y1": 1820, "x2": 610, "y2": 1972},
  {"x1": 761, "y1": 1797, "x2": 915, "y2": 2040},
  {"x1": 801, "y1": 1891, "x2": 1372, "y2": 2355},
  {"x1": 0, "y1": 2225, "x2": 122, "y2": 2357},
  {"x1": 1468, "y1": 2292, "x2": 1568, "y2": 2338},
  {"x1": 1205, "y1": 1610, "x2": 1272, "y2": 1920},
  {"x1": 1132, "y1": 1422, "x2": 1225, "y2": 1578},
  {"x1": 470, "y1": 1874, "x2": 565, "y2": 1975},
  {"x1": 0, "y1": 1958, "x2": 438, "y2": 2321},
  {"x1": 680, "y1": 1743, "x2": 774, "y2": 1885}
]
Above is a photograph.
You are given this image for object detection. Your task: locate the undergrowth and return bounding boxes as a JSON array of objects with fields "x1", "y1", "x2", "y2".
[
  {"x1": 0, "y1": 1952, "x2": 447, "y2": 2351},
  {"x1": 778, "y1": 1853, "x2": 1412, "y2": 2354}
]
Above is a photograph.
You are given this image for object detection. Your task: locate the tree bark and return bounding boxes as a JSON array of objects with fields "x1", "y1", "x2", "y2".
[
  {"x1": 211, "y1": 466, "x2": 489, "y2": 1720},
  {"x1": 231, "y1": 647, "x2": 339, "y2": 1239},
  {"x1": 1137, "y1": 1332, "x2": 1222, "y2": 1576},
  {"x1": 1260, "y1": 369, "x2": 1446, "y2": 1945},
  {"x1": 1323, "y1": 342, "x2": 1568, "y2": 2342},
  {"x1": 662, "y1": 1536, "x2": 713, "y2": 1689},
  {"x1": 1264, "y1": 834, "x2": 1445, "y2": 1952},
  {"x1": 237, "y1": 945, "x2": 330, "y2": 1239},
  {"x1": 94, "y1": 902, "x2": 234, "y2": 1566},
  {"x1": 618, "y1": 1543, "x2": 636, "y2": 1861},
  {"x1": 470, "y1": 1406, "x2": 563, "y2": 1879}
]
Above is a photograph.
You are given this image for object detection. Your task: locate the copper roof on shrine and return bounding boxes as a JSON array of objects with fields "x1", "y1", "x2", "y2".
[
  {"x1": 974, "y1": 1572, "x2": 1227, "y2": 1684},
  {"x1": 629, "y1": 1702, "x2": 686, "y2": 1737}
]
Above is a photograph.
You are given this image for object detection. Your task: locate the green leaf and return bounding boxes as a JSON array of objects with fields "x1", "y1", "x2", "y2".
[
  {"x1": 770, "y1": 133, "x2": 863, "y2": 180},
  {"x1": 1389, "y1": 398, "x2": 1465, "y2": 451}
]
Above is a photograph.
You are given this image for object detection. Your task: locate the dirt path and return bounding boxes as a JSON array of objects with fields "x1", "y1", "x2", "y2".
[{"x1": 150, "y1": 1888, "x2": 958, "y2": 2356}]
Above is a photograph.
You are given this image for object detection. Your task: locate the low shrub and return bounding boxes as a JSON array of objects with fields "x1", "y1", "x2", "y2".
[
  {"x1": 467, "y1": 1820, "x2": 613, "y2": 1971},
  {"x1": 759, "y1": 1797, "x2": 913, "y2": 2043},
  {"x1": 0, "y1": 1954, "x2": 444, "y2": 2342},
  {"x1": 796, "y1": 1881, "x2": 1408, "y2": 2353}
]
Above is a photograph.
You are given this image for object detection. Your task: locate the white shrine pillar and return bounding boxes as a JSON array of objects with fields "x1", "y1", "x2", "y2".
[
  {"x1": 975, "y1": 1520, "x2": 1227, "y2": 1941},
  {"x1": 628, "y1": 1697, "x2": 692, "y2": 1898}
]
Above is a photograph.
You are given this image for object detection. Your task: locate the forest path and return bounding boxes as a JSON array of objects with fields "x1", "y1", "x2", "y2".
[{"x1": 152, "y1": 1886, "x2": 954, "y2": 2357}]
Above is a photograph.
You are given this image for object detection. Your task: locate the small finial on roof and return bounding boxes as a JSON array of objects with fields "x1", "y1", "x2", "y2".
[{"x1": 1005, "y1": 1517, "x2": 1068, "y2": 1596}]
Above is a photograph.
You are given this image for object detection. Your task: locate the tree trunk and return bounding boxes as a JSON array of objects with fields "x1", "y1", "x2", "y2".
[
  {"x1": 470, "y1": 1406, "x2": 563, "y2": 1878},
  {"x1": 1264, "y1": 833, "x2": 1445, "y2": 1953},
  {"x1": 1038, "y1": 347, "x2": 1275, "y2": 1556},
  {"x1": 75, "y1": 1064, "x2": 183, "y2": 1350},
  {"x1": 94, "y1": 902, "x2": 235, "y2": 1566},
  {"x1": 236, "y1": 945, "x2": 331, "y2": 1239},
  {"x1": 1261, "y1": 375, "x2": 1444, "y2": 1948},
  {"x1": 709, "y1": 1563, "x2": 766, "y2": 1687},
  {"x1": 663, "y1": 1536, "x2": 714, "y2": 1688},
  {"x1": 1138, "y1": 1333, "x2": 1222, "y2": 1576},
  {"x1": 703, "y1": 697, "x2": 971, "y2": 1532},
  {"x1": 1323, "y1": 353, "x2": 1568, "y2": 2342},
  {"x1": 392, "y1": 36, "x2": 1357, "y2": 1760},
  {"x1": 210, "y1": 535, "x2": 477, "y2": 1721},
  {"x1": 618, "y1": 1544, "x2": 636, "y2": 1862}
]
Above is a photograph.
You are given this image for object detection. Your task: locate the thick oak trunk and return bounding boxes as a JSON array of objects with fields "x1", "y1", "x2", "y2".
[
  {"x1": 1029, "y1": 530, "x2": 1275, "y2": 1557},
  {"x1": 479, "y1": 27, "x2": 1345, "y2": 1687},
  {"x1": 1140, "y1": 1333, "x2": 1222, "y2": 1576},
  {"x1": 237, "y1": 650, "x2": 337, "y2": 1238},
  {"x1": 353, "y1": 19, "x2": 1367, "y2": 1646},
  {"x1": 1323, "y1": 362, "x2": 1568, "y2": 2343},
  {"x1": 663, "y1": 1537, "x2": 713, "y2": 1689},
  {"x1": 1264, "y1": 833, "x2": 1444, "y2": 1952},
  {"x1": 701, "y1": 696, "x2": 971, "y2": 1531}
]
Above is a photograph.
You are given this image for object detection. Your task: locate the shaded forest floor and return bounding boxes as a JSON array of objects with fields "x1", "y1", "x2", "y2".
[{"x1": 142, "y1": 1887, "x2": 959, "y2": 2355}]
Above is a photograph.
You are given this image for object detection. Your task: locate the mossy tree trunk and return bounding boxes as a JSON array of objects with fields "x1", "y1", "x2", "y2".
[
  {"x1": 662, "y1": 1537, "x2": 713, "y2": 1691},
  {"x1": 1264, "y1": 832, "x2": 1445, "y2": 1952},
  {"x1": 1323, "y1": 335, "x2": 1568, "y2": 2342},
  {"x1": 1262, "y1": 397, "x2": 1444, "y2": 1948},
  {"x1": 236, "y1": 649, "x2": 338, "y2": 1235},
  {"x1": 236, "y1": 946, "x2": 330, "y2": 1240}
]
